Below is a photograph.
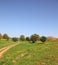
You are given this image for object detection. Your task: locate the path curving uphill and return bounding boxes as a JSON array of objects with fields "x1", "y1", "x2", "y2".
[{"x1": 0, "y1": 43, "x2": 19, "y2": 58}]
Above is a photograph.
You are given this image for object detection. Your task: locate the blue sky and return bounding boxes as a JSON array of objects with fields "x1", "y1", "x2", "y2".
[{"x1": 0, "y1": 0, "x2": 58, "y2": 37}]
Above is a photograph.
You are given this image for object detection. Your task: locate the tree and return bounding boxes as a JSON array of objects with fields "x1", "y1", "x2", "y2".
[
  {"x1": 0, "y1": 33, "x2": 2, "y2": 40},
  {"x1": 26, "y1": 37, "x2": 30, "y2": 41},
  {"x1": 30, "y1": 34, "x2": 40, "y2": 43},
  {"x1": 40, "y1": 36, "x2": 46, "y2": 43},
  {"x1": 12, "y1": 37, "x2": 18, "y2": 42},
  {"x1": 3, "y1": 34, "x2": 9, "y2": 41},
  {"x1": 19, "y1": 35, "x2": 25, "y2": 41}
]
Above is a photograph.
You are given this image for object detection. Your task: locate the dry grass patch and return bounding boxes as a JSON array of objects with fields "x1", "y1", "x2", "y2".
[{"x1": 12, "y1": 52, "x2": 28, "y2": 63}]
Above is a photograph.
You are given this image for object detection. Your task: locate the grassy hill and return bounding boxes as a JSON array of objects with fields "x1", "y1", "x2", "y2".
[{"x1": 0, "y1": 40, "x2": 58, "y2": 65}]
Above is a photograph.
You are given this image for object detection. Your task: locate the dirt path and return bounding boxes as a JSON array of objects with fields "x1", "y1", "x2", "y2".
[{"x1": 0, "y1": 43, "x2": 19, "y2": 58}]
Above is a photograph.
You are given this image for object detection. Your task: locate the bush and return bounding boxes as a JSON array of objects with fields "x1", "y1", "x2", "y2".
[
  {"x1": 30, "y1": 34, "x2": 40, "y2": 43},
  {"x1": 40, "y1": 36, "x2": 46, "y2": 43},
  {"x1": 0, "y1": 33, "x2": 2, "y2": 40},
  {"x1": 26, "y1": 37, "x2": 30, "y2": 41},
  {"x1": 12, "y1": 37, "x2": 18, "y2": 42},
  {"x1": 3, "y1": 34, "x2": 9, "y2": 41},
  {"x1": 19, "y1": 35, "x2": 25, "y2": 41}
]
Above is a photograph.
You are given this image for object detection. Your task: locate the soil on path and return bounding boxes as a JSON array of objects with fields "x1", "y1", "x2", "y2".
[{"x1": 0, "y1": 43, "x2": 19, "y2": 58}]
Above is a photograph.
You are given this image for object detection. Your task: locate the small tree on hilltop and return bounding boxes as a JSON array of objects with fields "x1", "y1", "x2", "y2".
[
  {"x1": 19, "y1": 35, "x2": 25, "y2": 41},
  {"x1": 40, "y1": 36, "x2": 47, "y2": 43},
  {"x1": 3, "y1": 34, "x2": 9, "y2": 41},
  {"x1": 30, "y1": 34, "x2": 40, "y2": 43}
]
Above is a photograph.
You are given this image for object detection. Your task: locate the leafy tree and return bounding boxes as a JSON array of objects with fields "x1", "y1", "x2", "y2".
[
  {"x1": 19, "y1": 35, "x2": 25, "y2": 41},
  {"x1": 0, "y1": 33, "x2": 2, "y2": 40},
  {"x1": 40, "y1": 36, "x2": 46, "y2": 43},
  {"x1": 30, "y1": 34, "x2": 40, "y2": 43},
  {"x1": 26, "y1": 37, "x2": 30, "y2": 41},
  {"x1": 3, "y1": 34, "x2": 9, "y2": 41},
  {"x1": 12, "y1": 37, "x2": 18, "y2": 42}
]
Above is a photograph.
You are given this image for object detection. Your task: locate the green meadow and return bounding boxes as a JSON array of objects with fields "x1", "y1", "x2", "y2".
[
  {"x1": 0, "y1": 40, "x2": 15, "y2": 48},
  {"x1": 0, "y1": 40, "x2": 58, "y2": 65}
]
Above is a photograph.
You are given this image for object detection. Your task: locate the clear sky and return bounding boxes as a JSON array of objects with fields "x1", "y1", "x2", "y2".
[{"x1": 0, "y1": 0, "x2": 58, "y2": 37}]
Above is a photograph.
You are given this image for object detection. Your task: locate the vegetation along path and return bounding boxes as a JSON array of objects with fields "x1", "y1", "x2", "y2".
[{"x1": 0, "y1": 42, "x2": 19, "y2": 58}]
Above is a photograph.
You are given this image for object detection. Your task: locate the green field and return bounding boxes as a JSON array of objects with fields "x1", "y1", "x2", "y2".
[
  {"x1": 0, "y1": 40, "x2": 15, "y2": 48},
  {"x1": 0, "y1": 40, "x2": 58, "y2": 65}
]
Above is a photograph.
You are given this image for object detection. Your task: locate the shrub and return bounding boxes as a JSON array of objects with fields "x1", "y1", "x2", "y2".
[
  {"x1": 12, "y1": 37, "x2": 18, "y2": 42},
  {"x1": 26, "y1": 37, "x2": 30, "y2": 41},
  {"x1": 30, "y1": 34, "x2": 40, "y2": 43},
  {"x1": 40, "y1": 36, "x2": 46, "y2": 43},
  {"x1": 0, "y1": 33, "x2": 2, "y2": 40},
  {"x1": 3, "y1": 34, "x2": 9, "y2": 41},
  {"x1": 19, "y1": 35, "x2": 25, "y2": 41}
]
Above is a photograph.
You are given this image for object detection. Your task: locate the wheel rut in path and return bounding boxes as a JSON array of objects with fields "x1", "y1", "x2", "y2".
[{"x1": 0, "y1": 43, "x2": 19, "y2": 58}]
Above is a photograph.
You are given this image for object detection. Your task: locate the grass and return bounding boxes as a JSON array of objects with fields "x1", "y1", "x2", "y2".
[
  {"x1": 0, "y1": 39, "x2": 15, "y2": 48},
  {"x1": 0, "y1": 41, "x2": 58, "y2": 65}
]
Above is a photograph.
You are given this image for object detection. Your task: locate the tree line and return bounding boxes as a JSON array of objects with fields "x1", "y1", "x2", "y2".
[{"x1": 0, "y1": 33, "x2": 47, "y2": 43}]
